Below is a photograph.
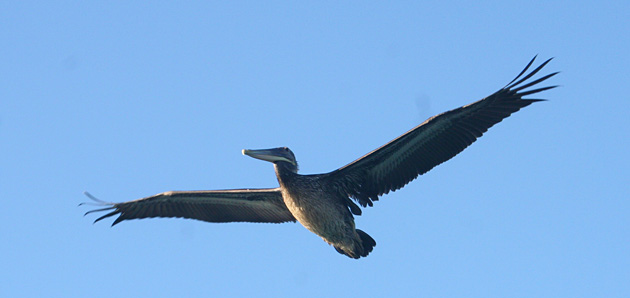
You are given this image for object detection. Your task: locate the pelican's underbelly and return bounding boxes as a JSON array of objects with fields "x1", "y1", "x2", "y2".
[{"x1": 281, "y1": 189, "x2": 355, "y2": 244}]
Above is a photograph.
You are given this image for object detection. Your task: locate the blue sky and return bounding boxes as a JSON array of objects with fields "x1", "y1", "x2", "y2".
[{"x1": 1, "y1": 1, "x2": 629, "y2": 297}]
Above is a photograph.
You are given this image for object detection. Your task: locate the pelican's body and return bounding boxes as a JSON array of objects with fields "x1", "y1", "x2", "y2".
[
  {"x1": 282, "y1": 175, "x2": 367, "y2": 257},
  {"x1": 264, "y1": 160, "x2": 374, "y2": 258},
  {"x1": 83, "y1": 57, "x2": 557, "y2": 259}
]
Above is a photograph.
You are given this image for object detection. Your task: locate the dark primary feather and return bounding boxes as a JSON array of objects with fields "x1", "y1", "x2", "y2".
[
  {"x1": 83, "y1": 188, "x2": 296, "y2": 226},
  {"x1": 327, "y1": 56, "x2": 558, "y2": 207}
]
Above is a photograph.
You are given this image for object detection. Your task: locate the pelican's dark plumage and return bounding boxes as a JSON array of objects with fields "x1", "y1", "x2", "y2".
[{"x1": 83, "y1": 57, "x2": 557, "y2": 259}]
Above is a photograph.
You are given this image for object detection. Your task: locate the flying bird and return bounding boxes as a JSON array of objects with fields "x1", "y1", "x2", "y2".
[{"x1": 83, "y1": 56, "x2": 557, "y2": 259}]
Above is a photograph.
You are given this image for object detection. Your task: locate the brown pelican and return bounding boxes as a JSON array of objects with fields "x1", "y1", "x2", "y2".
[{"x1": 83, "y1": 57, "x2": 557, "y2": 259}]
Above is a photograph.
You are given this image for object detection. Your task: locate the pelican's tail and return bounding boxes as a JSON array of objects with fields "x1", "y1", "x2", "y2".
[
  {"x1": 356, "y1": 229, "x2": 376, "y2": 257},
  {"x1": 333, "y1": 229, "x2": 376, "y2": 259}
]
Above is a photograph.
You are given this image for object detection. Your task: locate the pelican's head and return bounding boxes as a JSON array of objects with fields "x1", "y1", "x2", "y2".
[{"x1": 242, "y1": 147, "x2": 298, "y2": 173}]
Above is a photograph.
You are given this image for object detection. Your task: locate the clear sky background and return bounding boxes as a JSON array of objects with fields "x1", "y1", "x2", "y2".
[{"x1": 1, "y1": 1, "x2": 629, "y2": 297}]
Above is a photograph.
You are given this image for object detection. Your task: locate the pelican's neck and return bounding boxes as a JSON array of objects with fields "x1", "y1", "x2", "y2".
[{"x1": 274, "y1": 162, "x2": 298, "y2": 187}]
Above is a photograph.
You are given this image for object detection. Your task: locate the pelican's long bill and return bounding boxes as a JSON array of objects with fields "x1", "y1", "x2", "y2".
[{"x1": 242, "y1": 147, "x2": 297, "y2": 166}]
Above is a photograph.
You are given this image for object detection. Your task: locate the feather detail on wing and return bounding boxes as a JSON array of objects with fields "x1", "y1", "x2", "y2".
[
  {"x1": 327, "y1": 56, "x2": 558, "y2": 207},
  {"x1": 82, "y1": 188, "x2": 296, "y2": 226}
]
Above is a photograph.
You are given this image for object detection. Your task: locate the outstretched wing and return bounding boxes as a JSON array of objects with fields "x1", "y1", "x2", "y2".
[
  {"x1": 326, "y1": 56, "x2": 558, "y2": 207},
  {"x1": 82, "y1": 188, "x2": 296, "y2": 226}
]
